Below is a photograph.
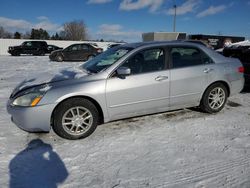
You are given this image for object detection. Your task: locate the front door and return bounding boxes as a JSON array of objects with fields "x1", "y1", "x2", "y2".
[
  {"x1": 22, "y1": 41, "x2": 33, "y2": 54},
  {"x1": 63, "y1": 44, "x2": 80, "y2": 61},
  {"x1": 106, "y1": 47, "x2": 170, "y2": 121}
]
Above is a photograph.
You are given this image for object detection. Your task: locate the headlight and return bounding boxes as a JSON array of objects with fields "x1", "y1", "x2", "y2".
[
  {"x1": 12, "y1": 92, "x2": 43, "y2": 107},
  {"x1": 12, "y1": 84, "x2": 50, "y2": 107}
]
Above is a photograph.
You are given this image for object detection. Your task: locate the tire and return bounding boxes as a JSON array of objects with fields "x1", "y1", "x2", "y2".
[
  {"x1": 53, "y1": 98, "x2": 99, "y2": 140},
  {"x1": 56, "y1": 54, "x2": 63, "y2": 62},
  {"x1": 200, "y1": 83, "x2": 228, "y2": 113},
  {"x1": 87, "y1": 55, "x2": 94, "y2": 61}
]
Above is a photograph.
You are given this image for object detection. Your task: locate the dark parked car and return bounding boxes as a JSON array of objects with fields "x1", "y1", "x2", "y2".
[
  {"x1": 49, "y1": 43, "x2": 103, "y2": 62},
  {"x1": 184, "y1": 40, "x2": 211, "y2": 48},
  {"x1": 107, "y1": 43, "x2": 122, "y2": 49},
  {"x1": 223, "y1": 45, "x2": 250, "y2": 86},
  {"x1": 46, "y1": 45, "x2": 63, "y2": 54},
  {"x1": 8, "y1": 41, "x2": 48, "y2": 56}
]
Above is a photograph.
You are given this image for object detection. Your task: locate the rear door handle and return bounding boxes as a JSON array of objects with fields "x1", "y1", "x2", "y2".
[
  {"x1": 203, "y1": 68, "x2": 214, "y2": 73},
  {"x1": 155, "y1": 76, "x2": 168, "y2": 81}
]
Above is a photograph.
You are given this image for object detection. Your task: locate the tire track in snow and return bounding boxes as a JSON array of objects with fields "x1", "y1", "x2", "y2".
[{"x1": 151, "y1": 154, "x2": 250, "y2": 187}]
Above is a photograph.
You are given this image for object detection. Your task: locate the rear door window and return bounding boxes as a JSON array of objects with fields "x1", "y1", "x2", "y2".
[
  {"x1": 80, "y1": 44, "x2": 89, "y2": 51},
  {"x1": 70, "y1": 44, "x2": 80, "y2": 51},
  {"x1": 170, "y1": 47, "x2": 213, "y2": 68}
]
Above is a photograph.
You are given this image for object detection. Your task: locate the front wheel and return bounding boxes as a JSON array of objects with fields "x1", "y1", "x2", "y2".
[
  {"x1": 53, "y1": 98, "x2": 99, "y2": 140},
  {"x1": 200, "y1": 83, "x2": 228, "y2": 113},
  {"x1": 87, "y1": 55, "x2": 94, "y2": 61}
]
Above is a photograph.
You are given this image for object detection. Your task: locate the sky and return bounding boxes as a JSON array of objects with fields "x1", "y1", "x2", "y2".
[{"x1": 0, "y1": 0, "x2": 250, "y2": 42}]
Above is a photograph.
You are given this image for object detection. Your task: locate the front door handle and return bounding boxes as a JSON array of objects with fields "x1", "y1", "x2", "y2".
[
  {"x1": 203, "y1": 68, "x2": 214, "y2": 73},
  {"x1": 155, "y1": 76, "x2": 168, "y2": 81}
]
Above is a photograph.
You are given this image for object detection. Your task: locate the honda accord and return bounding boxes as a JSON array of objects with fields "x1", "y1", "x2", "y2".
[{"x1": 7, "y1": 41, "x2": 244, "y2": 139}]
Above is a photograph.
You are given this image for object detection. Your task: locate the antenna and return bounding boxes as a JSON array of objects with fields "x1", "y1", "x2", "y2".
[{"x1": 173, "y1": 0, "x2": 177, "y2": 32}]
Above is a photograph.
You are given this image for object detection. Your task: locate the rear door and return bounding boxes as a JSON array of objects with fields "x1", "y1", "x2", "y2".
[
  {"x1": 169, "y1": 46, "x2": 214, "y2": 108},
  {"x1": 77, "y1": 44, "x2": 90, "y2": 60}
]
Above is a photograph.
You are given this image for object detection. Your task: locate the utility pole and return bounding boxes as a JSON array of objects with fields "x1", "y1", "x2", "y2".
[{"x1": 173, "y1": 4, "x2": 177, "y2": 32}]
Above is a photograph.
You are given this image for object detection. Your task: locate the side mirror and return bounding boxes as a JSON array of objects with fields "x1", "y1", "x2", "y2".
[{"x1": 117, "y1": 67, "x2": 131, "y2": 77}]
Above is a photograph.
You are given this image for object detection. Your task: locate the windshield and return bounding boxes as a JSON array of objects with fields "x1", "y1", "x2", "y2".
[{"x1": 82, "y1": 46, "x2": 133, "y2": 73}]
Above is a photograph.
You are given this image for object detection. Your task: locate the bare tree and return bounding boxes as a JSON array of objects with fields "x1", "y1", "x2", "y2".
[
  {"x1": 23, "y1": 31, "x2": 31, "y2": 39},
  {"x1": 63, "y1": 20, "x2": 87, "y2": 41},
  {"x1": 0, "y1": 26, "x2": 13, "y2": 38},
  {"x1": 0, "y1": 26, "x2": 4, "y2": 38}
]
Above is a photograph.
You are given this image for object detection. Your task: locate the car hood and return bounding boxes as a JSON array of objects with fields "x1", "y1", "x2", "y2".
[
  {"x1": 9, "y1": 45, "x2": 21, "y2": 49},
  {"x1": 11, "y1": 66, "x2": 89, "y2": 97},
  {"x1": 52, "y1": 49, "x2": 63, "y2": 54}
]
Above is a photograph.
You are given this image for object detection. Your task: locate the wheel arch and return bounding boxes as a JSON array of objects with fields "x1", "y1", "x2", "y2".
[
  {"x1": 200, "y1": 80, "x2": 230, "y2": 104},
  {"x1": 198, "y1": 80, "x2": 230, "y2": 113},
  {"x1": 87, "y1": 54, "x2": 95, "y2": 60},
  {"x1": 210, "y1": 81, "x2": 230, "y2": 96},
  {"x1": 50, "y1": 95, "x2": 104, "y2": 127}
]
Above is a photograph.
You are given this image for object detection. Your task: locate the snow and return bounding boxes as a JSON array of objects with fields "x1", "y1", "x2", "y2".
[
  {"x1": 229, "y1": 40, "x2": 250, "y2": 47},
  {"x1": 0, "y1": 55, "x2": 250, "y2": 188}
]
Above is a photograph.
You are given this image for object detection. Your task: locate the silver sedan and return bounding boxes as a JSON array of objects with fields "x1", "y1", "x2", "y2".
[{"x1": 7, "y1": 41, "x2": 244, "y2": 139}]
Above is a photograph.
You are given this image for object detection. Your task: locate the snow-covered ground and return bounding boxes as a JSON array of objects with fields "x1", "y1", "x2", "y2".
[{"x1": 0, "y1": 55, "x2": 250, "y2": 188}]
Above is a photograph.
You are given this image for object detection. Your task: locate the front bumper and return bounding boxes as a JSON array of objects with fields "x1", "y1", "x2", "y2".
[
  {"x1": 7, "y1": 100, "x2": 57, "y2": 132},
  {"x1": 7, "y1": 50, "x2": 14, "y2": 54}
]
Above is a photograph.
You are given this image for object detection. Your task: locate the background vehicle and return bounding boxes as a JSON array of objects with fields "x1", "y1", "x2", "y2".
[
  {"x1": 8, "y1": 41, "x2": 48, "y2": 56},
  {"x1": 184, "y1": 40, "x2": 209, "y2": 47},
  {"x1": 46, "y1": 45, "x2": 63, "y2": 54},
  {"x1": 189, "y1": 34, "x2": 245, "y2": 50},
  {"x1": 7, "y1": 42, "x2": 244, "y2": 140},
  {"x1": 49, "y1": 43, "x2": 103, "y2": 62},
  {"x1": 223, "y1": 45, "x2": 250, "y2": 86},
  {"x1": 107, "y1": 43, "x2": 123, "y2": 49}
]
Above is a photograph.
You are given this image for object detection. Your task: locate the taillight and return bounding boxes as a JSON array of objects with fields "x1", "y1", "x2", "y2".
[
  {"x1": 238, "y1": 66, "x2": 244, "y2": 73},
  {"x1": 97, "y1": 48, "x2": 103, "y2": 53}
]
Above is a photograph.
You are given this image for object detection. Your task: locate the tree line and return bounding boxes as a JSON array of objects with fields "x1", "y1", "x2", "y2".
[{"x1": 0, "y1": 20, "x2": 88, "y2": 41}]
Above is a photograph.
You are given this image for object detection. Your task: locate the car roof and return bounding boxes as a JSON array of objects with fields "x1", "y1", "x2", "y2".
[
  {"x1": 121, "y1": 40, "x2": 206, "y2": 48},
  {"x1": 29, "y1": 41, "x2": 46, "y2": 43},
  {"x1": 120, "y1": 40, "x2": 227, "y2": 63}
]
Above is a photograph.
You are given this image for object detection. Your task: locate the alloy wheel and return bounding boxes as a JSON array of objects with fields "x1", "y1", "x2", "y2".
[
  {"x1": 62, "y1": 106, "x2": 93, "y2": 136},
  {"x1": 208, "y1": 87, "x2": 226, "y2": 110}
]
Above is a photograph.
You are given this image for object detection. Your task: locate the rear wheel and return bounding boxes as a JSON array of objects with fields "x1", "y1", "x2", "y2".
[
  {"x1": 53, "y1": 98, "x2": 99, "y2": 140},
  {"x1": 200, "y1": 83, "x2": 228, "y2": 113},
  {"x1": 56, "y1": 54, "x2": 63, "y2": 62}
]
